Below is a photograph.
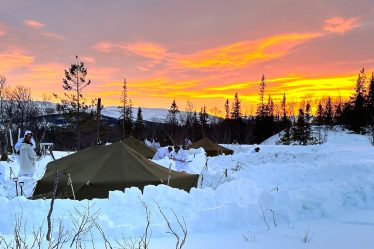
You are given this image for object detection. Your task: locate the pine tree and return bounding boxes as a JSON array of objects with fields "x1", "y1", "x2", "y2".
[
  {"x1": 123, "y1": 99, "x2": 133, "y2": 137},
  {"x1": 199, "y1": 105, "x2": 208, "y2": 126},
  {"x1": 231, "y1": 93, "x2": 241, "y2": 119},
  {"x1": 281, "y1": 92, "x2": 287, "y2": 121},
  {"x1": 134, "y1": 107, "x2": 144, "y2": 139},
  {"x1": 278, "y1": 92, "x2": 292, "y2": 145},
  {"x1": 56, "y1": 55, "x2": 91, "y2": 150},
  {"x1": 367, "y1": 72, "x2": 374, "y2": 119},
  {"x1": 316, "y1": 101, "x2": 324, "y2": 125},
  {"x1": 254, "y1": 75, "x2": 275, "y2": 142},
  {"x1": 224, "y1": 99, "x2": 230, "y2": 119},
  {"x1": 167, "y1": 99, "x2": 180, "y2": 127},
  {"x1": 267, "y1": 95, "x2": 274, "y2": 118},
  {"x1": 291, "y1": 108, "x2": 311, "y2": 145},
  {"x1": 199, "y1": 105, "x2": 209, "y2": 138},
  {"x1": 334, "y1": 97, "x2": 343, "y2": 125},
  {"x1": 119, "y1": 78, "x2": 128, "y2": 139},
  {"x1": 324, "y1": 96, "x2": 333, "y2": 127},
  {"x1": 0, "y1": 76, "x2": 6, "y2": 123},
  {"x1": 305, "y1": 102, "x2": 312, "y2": 124},
  {"x1": 259, "y1": 74, "x2": 266, "y2": 115},
  {"x1": 349, "y1": 68, "x2": 367, "y2": 131},
  {"x1": 355, "y1": 68, "x2": 366, "y2": 97}
]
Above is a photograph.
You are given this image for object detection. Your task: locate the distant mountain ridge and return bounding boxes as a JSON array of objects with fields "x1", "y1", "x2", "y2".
[{"x1": 34, "y1": 101, "x2": 216, "y2": 122}]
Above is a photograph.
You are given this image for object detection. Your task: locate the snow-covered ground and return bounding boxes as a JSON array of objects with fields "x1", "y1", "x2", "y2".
[{"x1": 1, "y1": 130, "x2": 374, "y2": 248}]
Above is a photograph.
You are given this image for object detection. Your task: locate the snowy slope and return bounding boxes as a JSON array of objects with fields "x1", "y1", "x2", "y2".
[
  {"x1": 102, "y1": 106, "x2": 217, "y2": 122},
  {"x1": 32, "y1": 101, "x2": 197, "y2": 122},
  {"x1": 1, "y1": 130, "x2": 374, "y2": 248},
  {"x1": 101, "y1": 106, "x2": 172, "y2": 122}
]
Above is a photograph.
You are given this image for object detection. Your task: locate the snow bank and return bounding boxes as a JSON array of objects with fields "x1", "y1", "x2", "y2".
[{"x1": 1, "y1": 130, "x2": 374, "y2": 244}]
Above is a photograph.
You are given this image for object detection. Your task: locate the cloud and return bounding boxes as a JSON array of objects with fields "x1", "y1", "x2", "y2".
[
  {"x1": 0, "y1": 52, "x2": 34, "y2": 73},
  {"x1": 323, "y1": 17, "x2": 358, "y2": 34},
  {"x1": 92, "y1": 41, "x2": 115, "y2": 53},
  {"x1": 206, "y1": 76, "x2": 302, "y2": 91},
  {"x1": 93, "y1": 41, "x2": 167, "y2": 60},
  {"x1": 125, "y1": 42, "x2": 167, "y2": 60},
  {"x1": 24, "y1": 20, "x2": 46, "y2": 29},
  {"x1": 178, "y1": 33, "x2": 322, "y2": 71},
  {"x1": 41, "y1": 32, "x2": 64, "y2": 40}
]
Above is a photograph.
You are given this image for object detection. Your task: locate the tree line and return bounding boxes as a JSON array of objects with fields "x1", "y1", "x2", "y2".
[{"x1": 1, "y1": 57, "x2": 374, "y2": 152}]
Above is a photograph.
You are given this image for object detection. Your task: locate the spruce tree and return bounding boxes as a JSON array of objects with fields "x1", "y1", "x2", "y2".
[
  {"x1": 224, "y1": 99, "x2": 230, "y2": 119},
  {"x1": 134, "y1": 107, "x2": 144, "y2": 139},
  {"x1": 254, "y1": 75, "x2": 274, "y2": 142},
  {"x1": 0, "y1": 76, "x2": 6, "y2": 124},
  {"x1": 334, "y1": 96, "x2": 343, "y2": 125},
  {"x1": 119, "y1": 78, "x2": 128, "y2": 139},
  {"x1": 305, "y1": 102, "x2": 312, "y2": 124},
  {"x1": 231, "y1": 93, "x2": 241, "y2": 119},
  {"x1": 324, "y1": 97, "x2": 333, "y2": 127},
  {"x1": 278, "y1": 93, "x2": 291, "y2": 145},
  {"x1": 267, "y1": 95, "x2": 274, "y2": 118},
  {"x1": 367, "y1": 73, "x2": 374, "y2": 124},
  {"x1": 199, "y1": 105, "x2": 208, "y2": 126},
  {"x1": 258, "y1": 74, "x2": 266, "y2": 115},
  {"x1": 350, "y1": 68, "x2": 367, "y2": 131},
  {"x1": 316, "y1": 101, "x2": 324, "y2": 125},
  {"x1": 167, "y1": 99, "x2": 180, "y2": 127},
  {"x1": 123, "y1": 99, "x2": 133, "y2": 137},
  {"x1": 291, "y1": 108, "x2": 312, "y2": 145},
  {"x1": 199, "y1": 105, "x2": 209, "y2": 138}
]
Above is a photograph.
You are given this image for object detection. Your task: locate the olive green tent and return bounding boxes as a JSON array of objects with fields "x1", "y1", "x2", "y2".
[
  {"x1": 189, "y1": 138, "x2": 234, "y2": 157},
  {"x1": 33, "y1": 142, "x2": 199, "y2": 200},
  {"x1": 123, "y1": 136, "x2": 156, "y2": 159}
]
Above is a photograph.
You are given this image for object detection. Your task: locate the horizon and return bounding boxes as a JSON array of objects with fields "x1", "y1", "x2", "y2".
[{"x1": 1, "y1": 0, "x2": 373, "y2": 114}]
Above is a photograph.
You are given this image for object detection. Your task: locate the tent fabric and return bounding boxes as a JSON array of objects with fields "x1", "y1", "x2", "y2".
[
  {"x1": 189, "y1": 138, "x2": 234, "y2": 157},
  {"x1": 123, "y1": 136, "x2": 156, "y2": 159},
  {"x1": 33, "y1": 142, "x2": 199, "y2": 200}
]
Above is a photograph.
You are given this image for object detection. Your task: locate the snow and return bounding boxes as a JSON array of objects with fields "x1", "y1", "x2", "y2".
[
  {"x1": 1, "y1": 130, "x2": 374, "y2": 248},
  {"x1": 102, "y1": 105, "x2": 216, "y2": 123}
]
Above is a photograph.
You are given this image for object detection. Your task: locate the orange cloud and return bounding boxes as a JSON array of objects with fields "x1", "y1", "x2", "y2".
[
  {"x1": 179, "y1": 33, "x2": 322, "y2": 70},
  {"x1": 24, "y1": 19, "x2": 46, "y2": 29},
  {"x1": 125, "y1": 42, "x2": 167, "y2": 60},
  {"x1": 323, "y1": 17, "x2": 358, "y2": 34},
  {"x1": 0, "y1": 52, "x2": 34, "y2": 73},
  {"x1": 206, "y1": 76, "x2": 302, "y2": 91}
]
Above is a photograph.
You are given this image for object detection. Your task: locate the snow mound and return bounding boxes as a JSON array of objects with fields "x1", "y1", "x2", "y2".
[{"x1": 1, "y1": 130, "x2": 374, "y2": 246}]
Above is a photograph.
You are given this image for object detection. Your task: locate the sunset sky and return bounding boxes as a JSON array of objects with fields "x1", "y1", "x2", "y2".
[{"x1": 0, "y1": 0, "x2": 373, "y2": 115}]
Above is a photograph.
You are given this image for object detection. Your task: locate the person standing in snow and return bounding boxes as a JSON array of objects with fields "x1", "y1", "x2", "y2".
[
  {"x1": 15, "y1": 130, "x2": 36, "y2": 154},
  {"x1": 18, "y1": 131, "x2": 37, "y2": 178},
  {"x1": 172, "y1": 145, "x2": 188, "y2": 172}
]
